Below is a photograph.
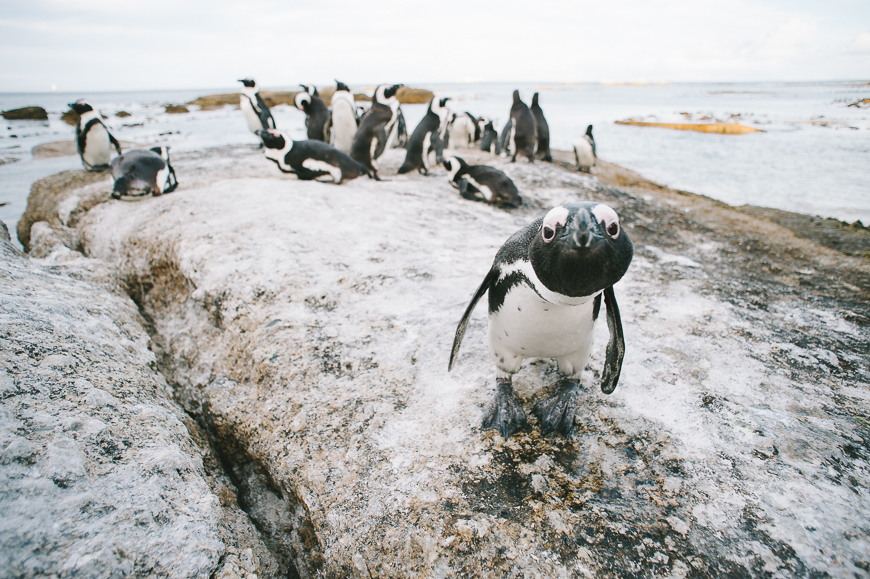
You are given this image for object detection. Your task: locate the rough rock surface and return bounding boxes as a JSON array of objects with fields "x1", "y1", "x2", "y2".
[
  {"x1": 0, "y1": 227, "x2": 278, "y2": 577},
  {"x1": 30, "y1": 144, "x2": 864, "y2": 577},
  {"x1": 2, "y1": 106, "x2": 48, "y2": 120}
]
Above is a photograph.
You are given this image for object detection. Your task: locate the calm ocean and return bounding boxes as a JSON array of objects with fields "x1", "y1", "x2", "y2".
[{"x1": 1, "y1": 81, "x2": 868, "y2": 247}]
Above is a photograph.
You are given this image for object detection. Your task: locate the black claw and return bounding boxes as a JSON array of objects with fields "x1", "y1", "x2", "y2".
[
  {"x1": 481, "y1": 377, "x2": 527, "y2": 438},
  {"x1": 533, "y1": 380, "x2": 580, "y2": 438}
]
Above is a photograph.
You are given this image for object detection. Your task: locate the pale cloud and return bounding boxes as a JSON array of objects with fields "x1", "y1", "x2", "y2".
[{"x1": 848, "y1": 31, "x2": 870, "y2": 54}]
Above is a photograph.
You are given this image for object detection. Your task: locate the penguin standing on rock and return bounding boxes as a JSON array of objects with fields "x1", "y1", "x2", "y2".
[
  {"x1": 530, "y1": 93, "x2": 552, "y2": 162},
  {"x1": 573, "y1": 125, "x2": 597, "y2": 172},
  {"x1": 110, "y1": 146, "x2": 178, "y2": 199},
  {"x1": 447, "y1": 112, "x2": 478, "y2": 149},
  {"x1": 350, "y1": 84, "x2": 402, "y2": 180},
  {"x1": 238, "y1": 79, "x2": 276, "y2": 138},
  {"x1": 442, "y1": 156, "x2": 522, "y2": 207},
  {"x1": 480, "y1": 119, "x2": 501, "y2": 155},
  {"x1": 449, "y1": 201, "x2": 633, "y2": 438},
  {"x1": 397, "y1": 97, "x2": 448, "y2": 175},
  {"x1": 295, "y1": 84, "x2": 330, "y2": 142},
  {"x1": 329, "y1": 80, "x2": 359, "y2": 154},
  {"x1": 506, "y1": 90, "x2": 537, "y2": 162},
  {"x1": 70, "y1": 99, "x2": 121, "y2": 171},
  {"x1": 257, "y1": 129, "x2": 372, "y2": 184}
]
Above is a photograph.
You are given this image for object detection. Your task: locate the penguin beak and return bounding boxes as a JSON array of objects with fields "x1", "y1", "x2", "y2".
[{"x1": 563, "y1": 209, "x2": 598, "y2": 250}]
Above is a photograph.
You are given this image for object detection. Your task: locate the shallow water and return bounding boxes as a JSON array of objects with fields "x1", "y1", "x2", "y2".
[{"x1": 1, "y1": 81, "x2": 868, "y2": 248}]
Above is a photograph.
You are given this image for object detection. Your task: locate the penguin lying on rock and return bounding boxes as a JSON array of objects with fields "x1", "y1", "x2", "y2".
[
  {"x1": 442, "y1": 156, "x2": 522, "y2": 208},
  {"x1": 449, "y1": 201, "x2": 633, "y2": 438},
  {"x1": 70, "y1": 99, "x2": 122, "y2": 171},
  {"x1": 110, "y1": 146, "x2": 178, "y2": 199},
  {"x1": 257, "y1": 129, "x2": 372, "y2": 184}
]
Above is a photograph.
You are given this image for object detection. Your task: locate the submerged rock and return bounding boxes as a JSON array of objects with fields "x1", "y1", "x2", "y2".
[
  {"x1": 53, "y1": 146, "x2": 870, "y2": 577},
  {"x1": 2, "y1": 106, "x2": 48, "y2": 120}
]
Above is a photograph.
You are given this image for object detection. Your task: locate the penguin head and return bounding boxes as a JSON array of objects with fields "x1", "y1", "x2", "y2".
[
  {"x1": 512, "y1": 90, "x2": 521, "y2": 105},
  {"x1": 442, "y1": 156, "x2": 466, "y2": 179},
  {"x1": 375, "y1": 84, "x2": 403, "y2": 104},
  {"x1": 335, "y1": 80, "x2": 350, "y2": 92},
  {"x1": 239, "y1": 78, "x2": 257, "y2": 89},
  {"x1": 586, "y1": 124, "x2": 594, "y2": 138},
  {"x1": 69, "y1": 99, "x2": 94, "y2": 115},
  {"x1": 294, "y1": 91, "x2": 311, "y2": 112},
  {"x1": 256, "y1": 128, "x2": 287, "y2": 151},
  {"x1": 530, "y1": 202, "x2": 633, "y2": 298},
  {"x1": 439, "y1": 97, "x2": 451, "y2": 108},
  {"x1": 532, "y1": 92, "x2": 539, "y2": 107},
  {"x1": 299, "y1": 84, "x2": 318, "y2": 97}
]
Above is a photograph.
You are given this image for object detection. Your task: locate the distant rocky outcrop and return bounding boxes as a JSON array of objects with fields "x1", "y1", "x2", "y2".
[
  {"x1": 615, "y1": 120, "x2": 763, "y2": 134},
  {"x1": 164, "y1": 104, "x2": 190, "y2": 114},
  {"x1": 116, "y1": 110, "x2": 131, "y2": 117},
  {"x1": 2, "y1": 106, "x2": 48, "y2": 120},
  {"x1": 188, "y1": 86, "x2": 435, "y2": 110}
]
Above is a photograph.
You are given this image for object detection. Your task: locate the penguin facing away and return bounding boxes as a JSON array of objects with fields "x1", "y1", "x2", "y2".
[
  {"x1": 530, "y1": 93, "x2": 552, "y2": 162},
  {"x1": 330, "y1": 80, "x2": 359, "y2": 154},
  {"x1": 350, "y1": 83, "x2": 402, "y2": 180},
  {"x1": 442, "y1": 156, "x2": 522, "y2": 208},
  {"x1": 449, "y1": 201, "x2": 633, "y2": 438},
  {"x1": 70, "y1": 99, "x2": 122, "y2": 171},
  {"x1": 507, "y1": 90, "x2": 537, "y2": 163},
  {"x1": 574, "y1": 125, "x2": 596, "y2": 173},
  {"x1": 480, "y1": 118, "x2": 501, "y2": 155},
  {"x1": 238, "y1": 78, "x2": 276, "y2": 135},
  {"x1": 397, "y1": 97, "x2": 447, "y2": 175},
  {"x1": 295, "y1": 84, "x2": 331, "y2": 142},
  {"x1": 257, "y1": 129, "x2": 372, "y2": 184},
  {"x1": 110, "y1": 146, "x2": 178, "y2": 199},
  {"x1": 447, "y1": 112, "x2": 477, "y2": 149}
]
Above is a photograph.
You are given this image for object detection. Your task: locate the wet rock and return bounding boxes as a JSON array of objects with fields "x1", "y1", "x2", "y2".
[
  {"x1": 2, "y1": 106, "x2": 48, "y2": 120},
  {"x1": 0, "y1": 234, "x2": 279, "y2": 578},
  {"x1": 61, "y1": 108, "x2": 79, "y2": 125},
  {"x1": 165, "y1": 104, "x2": 190, "y2": 114},
  {"x1": 116, "y1": 110, "x2": 131, "y2": 117},
  {"x1": 66, "y1": 147, "x2": 869, "y2": 577}
]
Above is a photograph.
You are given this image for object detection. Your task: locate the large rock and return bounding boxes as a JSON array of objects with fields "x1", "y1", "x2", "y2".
[
  {"x1": 2, "y1": 106, "x2": 48, "y2": 120},
  {"x1": 63, "y1": 147, "x2": 870, "y2": 577},
  {"x1": 0, "y1": 226, "x2": 278, "y2": 577}
]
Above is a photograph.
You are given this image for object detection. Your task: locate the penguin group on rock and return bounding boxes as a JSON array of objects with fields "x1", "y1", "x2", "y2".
[{"x1": 68, "y1": 82, "x2": 622, "y2": 441}]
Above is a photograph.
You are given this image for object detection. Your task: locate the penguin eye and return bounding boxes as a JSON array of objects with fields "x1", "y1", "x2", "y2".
[
  {"x1": 592, "y1": 204, "x2": 621, "y2": 239},
  {"x1": 542, "y1": 225, "x2": 557, "y2": 243}
]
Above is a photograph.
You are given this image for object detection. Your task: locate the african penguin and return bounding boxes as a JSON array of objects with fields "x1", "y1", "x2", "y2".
[
  {"x1": 497, "y1": 118, "x2": 512, "y2": 156},
  {"x1": 442, "y1": 156, "x2": 522, "y2": 207},
  {"x1": 449, "y1": 201, "x2": 633, "y2": 438},
  {"x1": 388, "y1": 107, "x2": 409, "y2": 149},
  {"x1": 480, "y1": 119, "x2": 501, "y2": 155},
  {"x1": 506, "y1": 90, "x2": 537, "y2": 162},
  {"x1": 258, "y1": 129, "x2": 372, "y2": 184},
  {"x1": 329, "y1": 80, "x2": 359, "y2": 154},
  {"x1": 350, "y1": 83, "x2": 402, "y2": 180},
  {"x1": 397, "y1": 97, "x2": 448, "y2": 175},
  {"x1": 447, "y1": 112, "x2": 478, "y2": 149},
  {"x1": 110, "y1": 146, "x2": 178, "y2": 200},
  {"x1": 573, "y1": 125, "x2": 596, "y2": 173},
  {"x1": 295, "y1": 84, "x2": 330, "y2": 142},
  {"x1": 239, "y1": 79, "x2": 276, "y2": 138},
  {"x1": 530, "y1": 93, "x2": 552, "y2": 162},
  {"x1": 70, "y1": 99, "x2": 122, "y2": 171}
]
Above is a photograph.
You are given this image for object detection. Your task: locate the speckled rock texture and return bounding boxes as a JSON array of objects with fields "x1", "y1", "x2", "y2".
[
  {"x1": 9, "y1": 143, "x2": 870, "y2": 578},
  {"x1": 0, "y1": 229, "x2": 278, "y2": 578},
  {"x1": 66, "y1": 146, "x2": 870, "y2": 577}
]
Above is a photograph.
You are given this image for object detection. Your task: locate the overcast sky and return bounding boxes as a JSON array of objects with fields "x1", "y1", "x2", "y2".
[{"x1": 1, "y1": 0, "x2": 868, "y2": 93}]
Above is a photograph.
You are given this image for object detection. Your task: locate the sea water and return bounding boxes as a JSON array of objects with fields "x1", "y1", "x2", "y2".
[{"x1": 1, "y1": 81, "x2": 868, "y2": 248}]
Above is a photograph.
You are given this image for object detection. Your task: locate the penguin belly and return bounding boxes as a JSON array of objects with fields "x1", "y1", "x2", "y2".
[
  {"x1": 573, "y1": 138, "x2": 595, "y2": 170},
  {"x1": 489, "y1": 283, "x2": 597, "y2": 377},
  {"x1": 331, "y1": 100, "x2": 357, "y2": 154},
  {"x1": 240, "y1": 97, "x2": 262, "y2": 132},
  {"x1": 83, "y1": 124, "x2": 112, "y2": 167}
]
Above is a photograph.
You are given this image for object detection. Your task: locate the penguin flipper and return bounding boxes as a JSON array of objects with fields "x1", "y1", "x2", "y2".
[
  {"x1": 457, "y1": 178, "x2": 479, "y2": 202},
  {"x1": 448, "y1": 268, "x2": 497, "y2": 371},
  {"x1": 109, "y1": 131, "x2": 122, "y2": 155},
  {"x1": 372, "y1": 128, "x2": 388, "y2": 161},
  {"x1": 601, "y1": 286, "x2": 626, "y2": 394}
]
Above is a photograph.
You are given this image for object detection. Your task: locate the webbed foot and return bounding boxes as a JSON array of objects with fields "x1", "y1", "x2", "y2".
[
  {"x1": 481, "y1": 377, "x2": 527, "y2": 438},
  {"x1": 533, "y1": 379, "x2": 580, "y2": 438}
]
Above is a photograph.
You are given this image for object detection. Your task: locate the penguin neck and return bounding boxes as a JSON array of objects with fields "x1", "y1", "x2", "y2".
[
  {"x1": 241, "y1": 86, "x2": 258, "y2": 99},
  {"x1": 79, "y1": 110, "x2": 100, "y2": 124},
  {"x1": 265, "y1": 139, "x2": 294, "y2": 165}
]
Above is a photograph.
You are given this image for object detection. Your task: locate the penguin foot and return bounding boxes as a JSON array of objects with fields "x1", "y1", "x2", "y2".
[
  {"x1": 481, "y1": 377, "x2": 527, "y2": 439},
  {"x1": 533, "y1": 379, "x2": 580, "y2": 438}
]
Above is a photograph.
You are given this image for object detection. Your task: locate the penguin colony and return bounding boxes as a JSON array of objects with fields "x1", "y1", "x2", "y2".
[{"x1": 70, "y1": 83, "x2": 616, "y2": 439}]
